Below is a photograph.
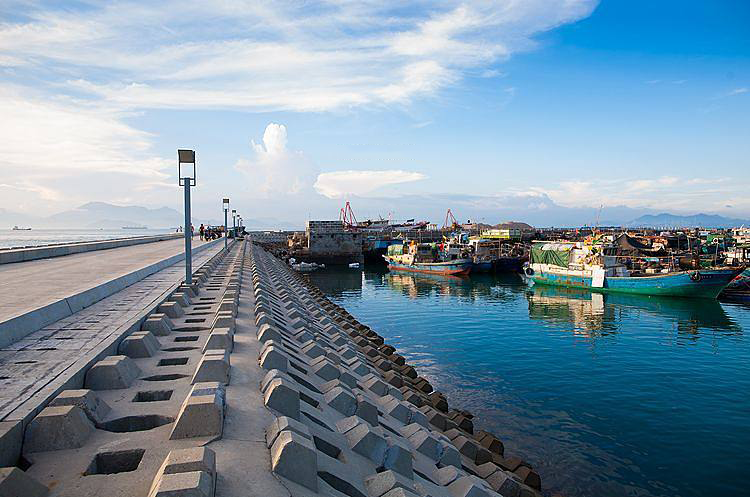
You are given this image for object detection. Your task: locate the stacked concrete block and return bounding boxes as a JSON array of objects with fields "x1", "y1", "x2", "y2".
[
  {"x1": 158, "y1": 301, "x2": 184, "y2": 319},
  {"x1": 148, "y1": 447, "x2": 216, "y2": 497},
  {"x1": 0, "y1": 467, "x2": 49, "y2": 497},
  {"x1": 119, "y1": 330, "x2": 161, "y2": 358},
  {"x1": 23, "y1": 405, "x2": 94, "y2": 453},
  {"x1": 191, "y1": 349, "x2": 231, "y2": 385},
  {"x1": 170, "y1": 382, "x2": 226, "y2": 440},
  {"x1": 247, "y1": 244, "x2": 544, "y2": 497},
  {"x1": 85, "y1": 355, "x2": 141, "y2": 390},
  {"x1": 142, "y1": 313, "x2": 173, "y2": 336},
  {"x1": 48, "y1": 389, "x2": 110, "y2": 425}
]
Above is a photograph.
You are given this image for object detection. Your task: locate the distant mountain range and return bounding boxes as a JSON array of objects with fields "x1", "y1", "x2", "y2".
[
  {"x1": 626, "y1": 213, "x2": 750, "y2": 229},
  {"x1": 0, "y1": 202, "x2": 296, "y2": 230},
  {"x1": 2, "y1": 200, "x2": 748, "y2": 230}
]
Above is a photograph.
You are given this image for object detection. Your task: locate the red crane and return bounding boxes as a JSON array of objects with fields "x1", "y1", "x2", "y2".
[
  {"x1": 443, "y1": 208, "x2": 459, "y2": 230},
  {"x1": 339, "y1": 201, "x2": 358, "y2": 230}
]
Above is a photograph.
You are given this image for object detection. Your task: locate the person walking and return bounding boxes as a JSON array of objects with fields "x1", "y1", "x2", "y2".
[{"x1": 199, "y1": 224, "x2": 205, "y2": 240}]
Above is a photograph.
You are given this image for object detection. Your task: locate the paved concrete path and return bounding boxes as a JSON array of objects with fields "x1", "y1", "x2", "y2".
[
  {"x1": 0, "y1": 240, "x2": 225, "y2": 423},
  {"x1": 0, "y1": 236, "x2": 214, "y2": 326}
]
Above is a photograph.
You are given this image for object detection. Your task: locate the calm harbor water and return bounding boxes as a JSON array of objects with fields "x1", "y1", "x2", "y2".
[
  {"x1": 0, "y1": 228, "x2": 174, "y2": 249},
  {"x1": 308, "y1": 268, "x2": 750, "y2": 497}
]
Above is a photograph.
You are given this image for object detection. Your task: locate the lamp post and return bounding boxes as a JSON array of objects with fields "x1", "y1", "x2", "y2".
[
  {"x1": 232, "y1": 209, "x2": 236, "y2": 238},
  {"x1": 178, "y1": 149, "x2": 196, "y2": 284},
  {"x1": 222, "y1": 198, "x2": 229, "y2": 250}
]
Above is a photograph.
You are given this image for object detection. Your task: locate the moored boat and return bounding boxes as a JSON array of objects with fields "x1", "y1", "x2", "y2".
[
  {"x1": 525, "y1": 241, "x2": 743, "y2": 299},
  {"x1": 384, "y1": 241, "x2": 472, "y2": 276}
]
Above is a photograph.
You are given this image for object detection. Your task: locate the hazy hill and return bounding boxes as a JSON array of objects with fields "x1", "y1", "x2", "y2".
[{"x1": 627, "y1": 213, "x2": 750, "y2": 228}]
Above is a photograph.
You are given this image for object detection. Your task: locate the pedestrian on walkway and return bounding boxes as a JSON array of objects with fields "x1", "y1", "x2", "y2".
[{"x1": 199, "y1": 223, "x2": 205, "y2": 240}]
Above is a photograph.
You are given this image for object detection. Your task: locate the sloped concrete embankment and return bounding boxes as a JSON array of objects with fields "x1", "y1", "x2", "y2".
[
  {"x1": 1, "y1": 242, "x2": 544, "y2": 497},
  {"x1": 249, "y1": 245, "x2": 543, "y2": 497},
  {"x1": 0, "y1": 242, "x2": 244, "y2": 496}
]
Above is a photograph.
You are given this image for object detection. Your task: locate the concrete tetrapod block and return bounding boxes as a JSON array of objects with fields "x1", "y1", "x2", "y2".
[
  {"x1": 212, "y1": 312, "x2": 234, "y2": 334},
  {"x1": 407, "y1": 428, "x2": 442, "y2": 461},
  {"x1": 191, "y1": 350, "x2": 230, "y2": 385},
  {"x1": 364, "y1": 470, "x2": 414, "y2": 497},
  {"x1": 158, "y1": 301, "x2": 184, "y2": 319},
  {"x1": 169, "y1": 292, "x2": 191, "y2": 307},
  {"x1": 218, "y1": 299, "x2": 236, "y2": 317},
  {"x1": 170, "y1": 382, "x2": 225, "y2": 440},
  {"x1": 323, "y1": 386, "x2": 357, "y2": 416},
  {"x1": 23, "y1": 405, "x2": 94, "y2": 453},
  {"x1": 265, "y1": 417, "x2": 312, "y2": 448},
  {"x1": 0, "y1": 467, "x2": 49, "y2": 497},
  {"x1": 341, "y1": 419, "x2": 387, "y2": 463},
  {"x1": 263, "y1": 377, "x2": 301, "y2": 421},
  {"x1": 257, "y1": 324, "x2": 283, "y2": 343},
  {"x1": 85, "y1": 355, "x2": 141, "y2": 390},
  {"x1": 49, "y1": 389, "x2": 111, "y2": 424},
  {"x1": 143, "y1": 313, "x2": 173, "y2": 336},
  {"x1": 258, "y1": 344, "x2": 288, "y2": 372},
  {"x1": 0, "y1": 421, "x2": 22, "y2": 467},
  {"x1": 202, "y1": 328, "x2": 233, "y2": 354},
  {"x1": 119, "y1": 331, "x2": 161, "y2": 358},
  {"x1": 446, "y1": 476, "x2": 491, "y2": 497},
  {"x1": 382, "y1": 438, "x2": 414, "y2": 478},
  {"x1": 149, "y1": 471, "x2": 213, "y2": 497},
  {"x1": 149, "y1": 446, "x2": 217, "y2": 497},
  {"x1": 311, "y1": 356, "x2": 341, "y2": 381},
  {"x1": 270, "y1": 431, "x2": 318, "y2": 491}
]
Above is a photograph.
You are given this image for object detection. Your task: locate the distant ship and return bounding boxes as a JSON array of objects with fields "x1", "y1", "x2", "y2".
[
  {"x1": 12, "y1": 226, "x2": 32, "y2": 231},
  {"x1": 122, "y1": 226, "x2": 147, "y2": 229}
]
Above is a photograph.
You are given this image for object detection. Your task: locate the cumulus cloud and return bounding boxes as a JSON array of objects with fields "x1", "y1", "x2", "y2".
[
  {"x1": 314, "y1": 170, "x2": 427, "y2": 198},
  {"x1": 235, "y1": 123, "x2": 318, "y2": 196}
]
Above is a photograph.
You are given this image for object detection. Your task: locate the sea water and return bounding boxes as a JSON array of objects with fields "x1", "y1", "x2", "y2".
[
  {"x1": 0, "y1": 228, "x2": 175, "y2": 249},
  {"x1": 307, "y1": 268, "x2": 750, "y2": 497}
]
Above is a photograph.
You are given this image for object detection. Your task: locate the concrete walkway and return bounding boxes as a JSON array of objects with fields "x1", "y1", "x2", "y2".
[
  {"x1": 0, "y1": 236, "x2": 214, "y2": 327},
  {"x1": 0, "y1": 240, "x2": 226, "y2": 424}
]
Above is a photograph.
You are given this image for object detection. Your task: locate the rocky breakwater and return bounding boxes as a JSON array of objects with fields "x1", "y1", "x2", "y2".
[{"x1": 251, "y1": 244, "x2": 543, "y2": 497}]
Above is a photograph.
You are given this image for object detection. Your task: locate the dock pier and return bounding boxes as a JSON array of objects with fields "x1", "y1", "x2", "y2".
[{"x1": 0, "y1": 240, "x2": 542, "y2": 497}]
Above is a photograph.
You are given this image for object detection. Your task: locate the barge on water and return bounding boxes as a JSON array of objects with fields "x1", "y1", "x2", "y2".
[
  {"x1": 525, "y1": 241, "x2": 743, "y2": 299},
  {"x1": 384, "y1": 241, "x2": 472, "y2": 276}
]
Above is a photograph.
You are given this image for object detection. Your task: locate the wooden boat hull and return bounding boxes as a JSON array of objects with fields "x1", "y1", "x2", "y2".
[
  {"x1": 385, "y1": 257, "x2": 472, "y2": 276},
  {"x1": 527, "y1": 267, "x2": 743, "y2": 299}
]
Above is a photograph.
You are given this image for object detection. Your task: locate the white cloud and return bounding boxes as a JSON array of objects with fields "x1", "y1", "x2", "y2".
[
  {"x1": 727, "y1": 87, "x2": 748, "y2": 96},
  {"x1": 537, "y1": 176, "x2": 745, "y2": 213},
  {"x1": 234, "y1": 123, "x2": 318, "y2": 196},
  {"x1": 314, "y1": 170, "x2": 427, "y2": 198},
  {"x1": 0, "y1": 86, "x2": 172, "y2": 214},
  {"x1": 0, "y1": 0, "x2": 598, "y2": 112}
]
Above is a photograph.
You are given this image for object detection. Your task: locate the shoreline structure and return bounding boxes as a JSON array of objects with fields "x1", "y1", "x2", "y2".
[{"x1": 0, "y1": 241, "x2": 542, "y2": 497}]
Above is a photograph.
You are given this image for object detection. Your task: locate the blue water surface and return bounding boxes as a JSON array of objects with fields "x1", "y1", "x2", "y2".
[{"x1": 307, "y1": 268, "x2": 750, "y2": 497}]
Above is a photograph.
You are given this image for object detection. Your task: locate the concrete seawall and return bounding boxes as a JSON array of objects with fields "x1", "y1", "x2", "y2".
[
  {"x1": 0, "y1": 238, "x2": 224, "y2": 348},
  {"x1": 0, "y1": 241, "x2": 544, "y2": 497},
  {"x1": 0, "y1": 233, "x2": 182, "y2": 265}
]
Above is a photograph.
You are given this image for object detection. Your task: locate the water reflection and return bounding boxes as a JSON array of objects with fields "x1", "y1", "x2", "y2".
[
  {"x1": 527, "y1": 284, "x2": 741, "y2": 339},
  {"x1": 312, "y1": 266, "x2": 750, "y2": 497}
]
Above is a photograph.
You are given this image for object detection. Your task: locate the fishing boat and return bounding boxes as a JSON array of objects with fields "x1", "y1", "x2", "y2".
[
  {"x1": 384, "y1": 242, "x2": 472, "y2": 276},
  {"x1": 524, "y1": 240, "x2": 743, "y2": 299},
  {"x1": 12, "y1": 226, "x2": 32, "y2": 231}
]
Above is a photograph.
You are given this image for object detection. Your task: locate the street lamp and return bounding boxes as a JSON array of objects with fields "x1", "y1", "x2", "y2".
[
  {"x1": 232, "y1": 209, "x2": 236, "y2": 238},
  {"x1": 178, "y1": 149, "x2": 196, "y2": 284},
  {"x1": 222, "y1": 198, "x2": 230, "y2": 250}
]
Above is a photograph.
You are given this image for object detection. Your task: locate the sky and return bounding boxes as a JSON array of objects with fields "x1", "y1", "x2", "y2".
[{"x1": 1, "y1": 0, "x2": 749, "y2": 227}]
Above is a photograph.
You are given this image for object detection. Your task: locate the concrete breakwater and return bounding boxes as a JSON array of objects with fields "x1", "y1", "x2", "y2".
[{"x1": 0, "y1": 242, "x2": 542, "y2": 497}]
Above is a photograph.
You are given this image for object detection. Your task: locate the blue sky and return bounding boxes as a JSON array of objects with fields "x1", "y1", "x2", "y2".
[{"x1": 1, "y1": 1, "x2": 748, "y2": 226}]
